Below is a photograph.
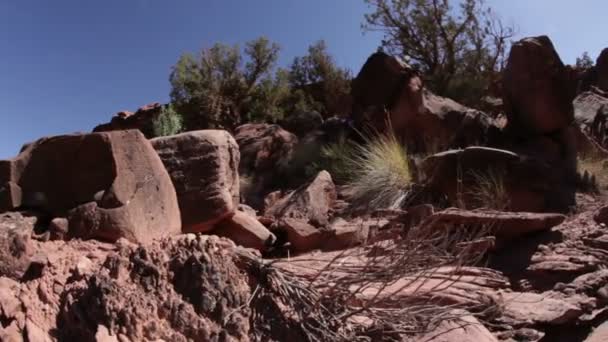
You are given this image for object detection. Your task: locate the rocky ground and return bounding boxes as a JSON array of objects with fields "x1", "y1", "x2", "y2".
[{"x1": 2, "y1": 34, "x2": 608, "y2": 341}]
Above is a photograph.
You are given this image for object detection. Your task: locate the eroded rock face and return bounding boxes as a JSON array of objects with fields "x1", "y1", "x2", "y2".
[
  {"x1": 351, "y1": 51, "x2": 498, "y2": 153},
  {"x1": 574, "y1": 91, "x2": 608, "y2": 152},
  {"x1": 93, "y1": 102, "x2": 164, "y2": 139},
  {"x1": 235, "y1": 123, "x2": 298, "y2": 207},
  {"x1": 0, "y1": 130, "x2": 181, "y2": 244},
  {"x1": 0, "y1": 212, "x2": 36, "y2": 279},
  {"x1": 214, "y1": 211, "x2": 275, "y2": 251},
  {"x1": 421, "y1": 147, "x2": 575, "y2": 212},
  {"x1": 503, "y1": 36, "x2": 576, "y2": 135},
  {"x1": 151, "y1": 130, "x2": 240, "y2": 233},
  {"x1": 265, "y1": 170, "x2": 337, "y2": 226},
  {"x1": 596, "y1": 48, "x2": 608, "y2": 92}
]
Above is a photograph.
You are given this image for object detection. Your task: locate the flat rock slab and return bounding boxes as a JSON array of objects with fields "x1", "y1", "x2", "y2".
[
  {"x1": 498, "y1": 292, "x2": 587, "y2": 325},
  {"x1": 422, "y1": 208, "x2": 566, "y2": 245},
  {"x1": 417, "y1": 311, "x2": 498, "y2": 342}
]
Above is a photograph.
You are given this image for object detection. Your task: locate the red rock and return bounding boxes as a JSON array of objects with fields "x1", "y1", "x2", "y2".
[
  {"x1": 416, "y1": 310, "x2": 498, "y2": 342},
  {"x1": 0, "y1": 182, "x2": 22, "y2": 213},
  {"x1": 594, "y1": 205, "x2": 608, "y2": 225},
  {"x1": 498, "y1": 292, "x2": 585, "y2": 325},
  {"x1": 324, "y1": 218, "x2": 370, "y2": 251},
  {"x1": 596, "y1": 48, "x2": 608, "y2": 92},
  {"x1": 0, "y1": 212, "x2": 35, "y2": 279},
  {"x1": 421, "y1": 146, "x2": 574, "y2": 212},
  {"x1": 266, "y1": 171, "x2": 336, "y2": 226},
  {"x1": 151, "y1": 130, "x2": 239, "y2": 233},
  {"x1": 214, "y1": 211, "x2": 275, "y2": 251},
  {"x1": 235, "y1": 123, "x2": 298, "y2": 205},
  {"x1": 49, "y1": 217, "x2": 68, "y2": 241},
  {"x1": 93, "y1": 102, "x2": 164, "y2": 138},
  {"x1": 0, "y1": 130, "x2": 181, "y2": 244},
  {"x1": 573, "y1": 91, "x2": 608, "y2": 154},
  {"x1": 351, "y1": 51, "x2": 497, "y2": 153},
  {"x1": 279, "y1": 218, "x2": 325, "y2": 253},
  {"x1": 421, "y1": 208, "x2": 566, "y2": 246},
  {"x1": 585, "y1": 320, "x2": 608, "y2": 342},
  {"x1": 503, "y1": 36, "x2": 576, "y2": 135}
]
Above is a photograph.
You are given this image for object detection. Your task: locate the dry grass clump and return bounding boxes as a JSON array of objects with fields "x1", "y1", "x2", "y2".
[
  {"x1": 466, "y1": 168, "x2": 510, "y2": 210},
  {"x1": 237, "y1": 217, "x2": 498, "y2": 341},
  {"x1": 344, "y1": 131, "x2": 413, "y2": 211},
  {"x1": 578, "y1": 157, "x2": 608, "y2": 190}
]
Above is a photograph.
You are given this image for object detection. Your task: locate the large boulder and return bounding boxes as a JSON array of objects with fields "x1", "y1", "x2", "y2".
[
  {"x1": 0, "y1": 212, "x2": 36, "y2": 279},
  {"x1": 574, "y1": 91, "x2": 608, "y2": 152},
  {"x1": 596, "y1": 48, "x2": 608, "y2": 92},
  {"x1": 421, "y1": 146, "x2": 575, "y2": 212},
  {"x1": 265, "y1": 170, "x2": 337, "y2": 226},
  {"x1": 214, "y1": 211, "x2": 275, "y2": 251},
  {"x1": 93, "y1": 102, "x2": 164, "y2": 139},
  {"x1": 351, "y1": 51, "x2": 498, "y2": 153},
  {"x1": 0, "y1": 130, "x2": 181, "y2": 243},
  {"x1": 235, "y1": 123, "x2": 298, "y2": 206},
  {"x1": 151, "y1": 130, "x2": 239, "y2": 233},
  {"x1": 503, "y1": 36, "x2": 576, "y2": 135}
]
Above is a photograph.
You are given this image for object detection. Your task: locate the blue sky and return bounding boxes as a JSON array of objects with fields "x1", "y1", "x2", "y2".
[{"x1": 0, "y1": 0, "x2": 606, "y2": 158}]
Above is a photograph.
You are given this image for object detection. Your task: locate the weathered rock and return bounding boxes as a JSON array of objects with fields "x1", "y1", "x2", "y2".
[
  {"x1": 325, "y1": 218, "x2": 370, "y2": 251},
  {"x1": 151, "y1": 130, "x2": 239, "y2": 233},
  {"x1": 214, "y1": 211, "x2": 275, "y2": 251},
  {"x1": 265, "y1": 170, "x2": 337, "y2": 226},
  {"x1": 596, "y1": 48, "x2": 608, "y2": 92},
  {"x1": 0, "y1": 130, "x2": 181, "y2": 244},
  {"x1": 235, "y1": 123, "x2": 298, "y2": 206},
  {"x1": 594, "y1": 205, "x2": 608, "y2": 225},
  {"x1": 351, "y1": 51, "x2": 498, "y2": 153},
  {"x1": 49, "y1": 217, "x2": 69, "y2": 241},
  {"x1": 498, "y1": 292, "x2": 586, "y2": 325},
  {"x1": 0, "y1": 181, "x2": 22, "y2": 213},
  {"x1": 237, "y1": 204, "x2": 257, "y2": 218},
  {"x1": 279, "y1": 218, "x2": 325, "y2": 253},
  {"x1": 585, "y1": 320, "x2": 608, "y2": 342},
  {"x1": 0, "y1": 212, "x2": 36, "y2": 279},
  {"x1": 421, "y1": 208, "x2": 566, "y2": 246},
  {"x1": 503, "y1": 36, "x2": 576, "y2": 135},
  {"x1": 93, "y1": 102, "x2": 164, "y2": 139},
  {"x1": 574, "y1": 91, "x2": 608, "y2": 152},
  {"x1": 421, "y1": 146, "x2": 575, "y2": 212},
  {"x1": 417, "y1": 311, "x2": 498, "y2": 342}
]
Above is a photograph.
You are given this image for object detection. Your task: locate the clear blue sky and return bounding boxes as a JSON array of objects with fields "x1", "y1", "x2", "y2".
[{"x1": 0, "y1": 0, "x2": 606, "y2": 158}]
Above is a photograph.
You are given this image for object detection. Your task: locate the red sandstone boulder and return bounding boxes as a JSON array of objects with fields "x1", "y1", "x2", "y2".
[
  {"x1": 503, "y1": 36, "x2": 576, "y2": 135},
  {"x1": 0, "y1": 130, "x2": 181, "y2": 244},
  {"x1": 351, "y1": 52, "x2": 497, "y2": 153},
  {"x1": 214, "y1": 211, "x2": 275, "y2": 251},
  {"x1": 596, "y1": 48, "x2": 608, "y2": 92},
  {"x1": 421, "y1": 208, "x2": 566, "y2": 247},
  {"x1": 265, "y1": 170, "x2": 337, "y2": 226},
  {"x1": 421, "y1": 146, "x2": 576, "y2": 213},
  {"x1": 235, "y1": 123, "x2": 298, "y2": 206},
  {"x1": 151, "y1": 130, "x2": 239, "y2": 233},
  {"x1": 574, "y1": 90, "x2": 608, "y2": 153},
  {"x1": 0, "y1": 212, "x2": 36, "y2": 279},
  {"x1": 93, "y1": 102, "x2": 164, "y2": 138},
  {"x1": 278, "y1": 218, "x2": 325, "y2": 253}
]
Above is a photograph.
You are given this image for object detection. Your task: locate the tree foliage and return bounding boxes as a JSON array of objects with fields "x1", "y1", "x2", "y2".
[
  {"x1": 169, "y1": 37, "x2": 281, "y2": 130},
  {"x1": 289, "y1": 40, "x2": 352, "y2": 116},
  {"x1": 576, "y1": 51, "x2": 594, "y2": 69},
  {"x1": 152, "y1": 105, "x2": 184, "y2": 137},
  {"x1": 364, "y1": 0, "x2": 515, "y2": 105}
]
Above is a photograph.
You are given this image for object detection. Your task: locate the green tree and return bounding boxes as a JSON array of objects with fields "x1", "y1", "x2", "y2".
[
  {"x1": 364, "y1": 0, "x2": 515, "y2": 104},
  {"x1": 289, "y1": 40, "x2": 352, "y2": 116},
  {"x1": 576, "y1": 51, "x2": 594, "y2": 69},
  {"x1": 169, "y1": 37, "x2": 281, "y2": 130}
]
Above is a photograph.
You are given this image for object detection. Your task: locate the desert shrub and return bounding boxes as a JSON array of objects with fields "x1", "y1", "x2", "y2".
[
  {"x1": 578, "y1": 157, "x2": 608, "y2": 190},
  {"x1": 467, "y1": 168, "x2": 509, "y2": 210},
  {"x1": 152, "y1": 105, "x2": 183, "y2": 137},
  {"x1": 345, "y1": 131, "x2": 412, "y2": 211},
  {"x1": 313, "y1": 135, "x2": 358, "y2": 184}
]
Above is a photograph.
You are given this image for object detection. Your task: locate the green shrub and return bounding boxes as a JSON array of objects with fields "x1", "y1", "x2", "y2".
[
  {"x1": 467, "y1": 168, "x2": 509, "y2": 210},
  {"x1": 152, "y1": 105, "x2": 183, "y2": 137}
]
